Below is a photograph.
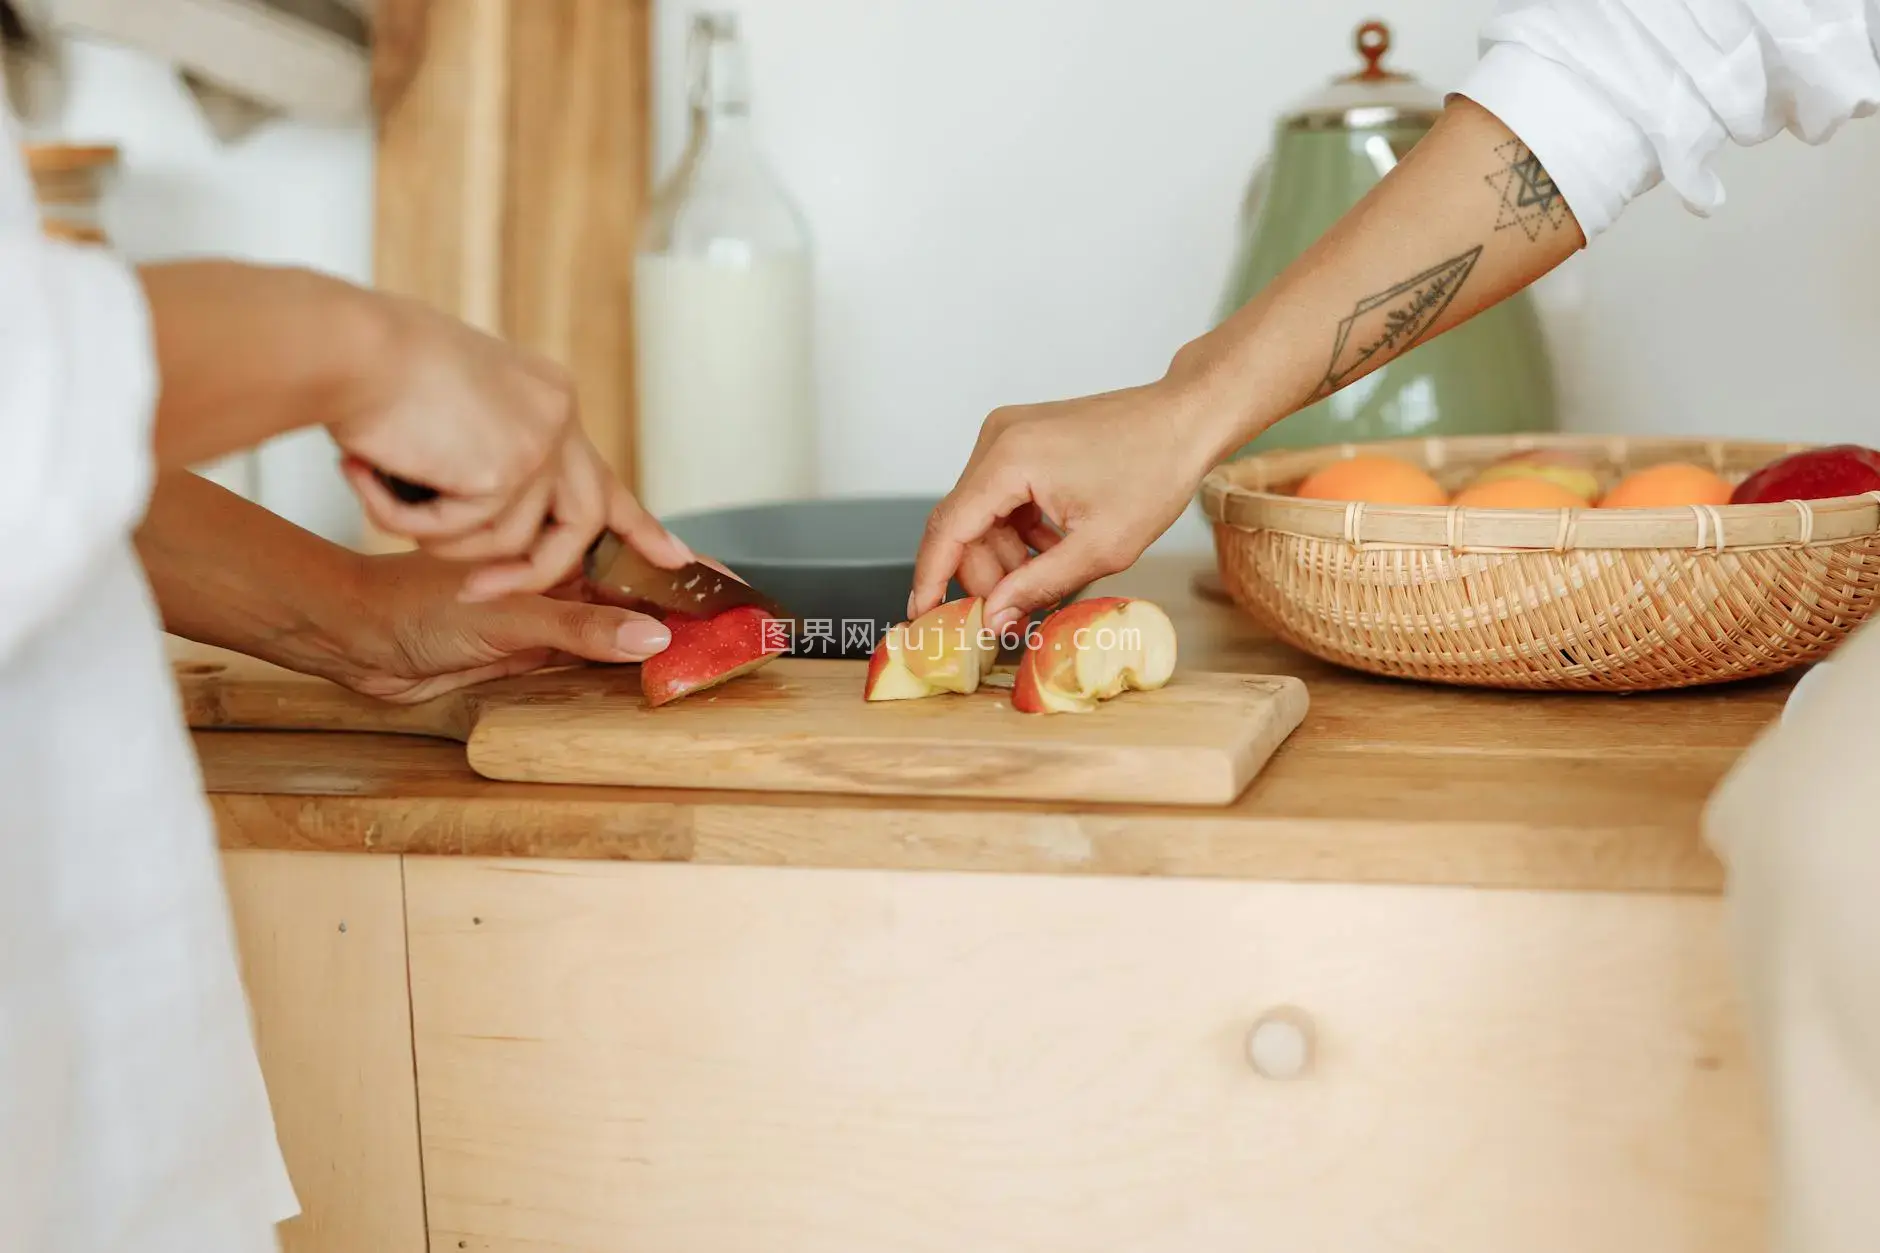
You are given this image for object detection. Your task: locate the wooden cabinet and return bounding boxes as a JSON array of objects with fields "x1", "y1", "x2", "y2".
[
  {"x1": 200, "y1": 565, "x2": 1775, "y2": 1250},
  {"x1": 222, "y1": 855, "x2": 1768, "y2": 1253},
  {"x1": 222, "y1": 851, "x2": 428, "y2": 1253},
  {"x1": 226, "y1": 853, "x2": 1766, "y2": 1252}
]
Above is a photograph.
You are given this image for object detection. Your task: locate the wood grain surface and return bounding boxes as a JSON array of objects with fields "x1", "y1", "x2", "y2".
[
  {"x1": 223, "y1": 851, "x2": 428, "y2": 1253},
  {"x1": 178, "y1": 652, "x2": 1307, "y2": 806},
  {"x1": 500, "y1": 0, "x2": 650, "y2": 487},
  {"x1": 402, "y1": 859, "x2": 1764, "y2": 1253},
  {"x1": 183, "y1": 560, "x2": 1796, "y2": 892}
]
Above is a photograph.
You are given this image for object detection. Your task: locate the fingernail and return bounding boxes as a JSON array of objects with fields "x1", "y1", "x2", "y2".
[
  {"x1": 617, "y1": 619, "x2": 671, "y2": 656},
  {"x1": 989, "y1": 607, "x2": 1020, "y2": 634},
  {"x1": 668, "y1": 533, "x2": 696, "y2": 563},
  {"x1": 906, "y1": 592, "x2": 917, "y2": 620}
]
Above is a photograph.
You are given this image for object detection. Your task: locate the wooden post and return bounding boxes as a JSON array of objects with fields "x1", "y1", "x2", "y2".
[{"x1": 367, "y1": 0, "x2": 651, "y2": 551}]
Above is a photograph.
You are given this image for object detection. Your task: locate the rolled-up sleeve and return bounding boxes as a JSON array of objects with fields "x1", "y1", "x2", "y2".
[
  {"x1": 1455, "y1": 0, "x2": 1880, "y2": 241},
  {"x1": 0, "y1": 231, "x2": 159, "y2": 664}
]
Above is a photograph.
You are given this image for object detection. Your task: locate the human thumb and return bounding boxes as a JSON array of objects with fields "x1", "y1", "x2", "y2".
[{"x1": 488, "y1": 598, "x2": 673, "y2": 663}]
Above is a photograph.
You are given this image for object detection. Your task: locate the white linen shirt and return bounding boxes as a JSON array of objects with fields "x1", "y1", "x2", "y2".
[
  {"x1": 0, "y1": 105, "x2": 298, "y2": 1253},
  {"x1": 1456, "y1": 0, "x2": 1880, "y2": 240}
]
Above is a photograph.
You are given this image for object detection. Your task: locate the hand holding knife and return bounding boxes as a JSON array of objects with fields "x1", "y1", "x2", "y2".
[{"x1": 371, "y1": 469, "x2": 797, "y2": 625}]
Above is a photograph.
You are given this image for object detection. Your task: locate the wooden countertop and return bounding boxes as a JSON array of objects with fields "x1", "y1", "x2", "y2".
[{"x1": 187, "y1": 559, "x2": 1791, "y2": 895}]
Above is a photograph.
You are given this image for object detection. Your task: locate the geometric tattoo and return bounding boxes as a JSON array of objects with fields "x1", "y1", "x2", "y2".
[
  {"x1": 1485, "y1": 139, "x2": 1569, "y2": 241},
  {"x1": 1316, "y1": 246, "x2": 1483, "y2": 395}
]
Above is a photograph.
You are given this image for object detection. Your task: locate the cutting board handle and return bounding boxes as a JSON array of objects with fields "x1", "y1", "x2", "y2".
[{"x1": 173, "y1": 647, "x2": 473, "y2": 741}]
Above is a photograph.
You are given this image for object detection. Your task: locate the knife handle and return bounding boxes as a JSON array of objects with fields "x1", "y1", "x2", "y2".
[
  {"x1": 371, "y1": 468, "x2": 613, "y2": 569},
  {"x1": 373, "y1": 469, "x2": 441, "y2": 505}
]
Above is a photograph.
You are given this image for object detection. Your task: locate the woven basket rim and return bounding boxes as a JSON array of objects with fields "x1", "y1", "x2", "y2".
[{"x1": 1202, "y1": 433, "x2": 1880, "y2": 553}]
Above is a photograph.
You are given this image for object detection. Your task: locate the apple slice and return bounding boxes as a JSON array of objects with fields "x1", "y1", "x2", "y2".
[
  {"x1": 863, "y1": 597, "x2": 999, "y2": 701},
  {"x1": 899, "y1": 597, "x2": 997, "y2": 693},
  {"x1": 863, "y1": 627, "x2": 933, "y2": 702},
  {"x1": 641, "y1": 605, "x2": 787, "y2": 708},
  {"x1": 1073, "y1": 599, "x2": 1179, "y2": 698},
  {"x1": 1012, "y1": 651, "x2": 1090, "y2": 713},
  {"x1": 1010, "y1": 598, "x2": 1115, "y2": 712},
  {"x1": 1012, "y1": 598, "x2": 1178, "y2": 714}
]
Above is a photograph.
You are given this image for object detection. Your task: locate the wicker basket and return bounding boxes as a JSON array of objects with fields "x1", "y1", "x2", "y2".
[{"x1": 1200, "y1": 434, "x2": 1880, "y2": 691}]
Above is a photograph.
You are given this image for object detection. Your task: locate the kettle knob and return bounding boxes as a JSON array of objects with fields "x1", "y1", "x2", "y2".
[{"x1": 1354, "y1": 20, "x2": 1392, "y2": 79}]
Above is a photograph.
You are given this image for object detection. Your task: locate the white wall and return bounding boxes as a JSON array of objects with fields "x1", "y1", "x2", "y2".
[
  {"x1": 655, "y1": 0, "x2": 1880, "y2": 552},
  {"x1": 31, "y1": 2, "x2": 1880, "y2": 553}
]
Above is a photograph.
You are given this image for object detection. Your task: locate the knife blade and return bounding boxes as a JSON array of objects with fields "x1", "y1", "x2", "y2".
[{"x1": 581, "y1": 531, "x2": 798, "y2": 626}]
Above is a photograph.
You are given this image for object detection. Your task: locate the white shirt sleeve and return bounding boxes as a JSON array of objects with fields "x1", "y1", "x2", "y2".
[
  {"x1": 0, "y1": 227, "x2": 160, "y2": 667},
  {"x1": 1454, "y1": 0, "x2": 1880, "y2": 240}
]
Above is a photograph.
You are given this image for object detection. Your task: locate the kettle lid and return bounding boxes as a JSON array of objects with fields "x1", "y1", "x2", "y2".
[{"x1": 1281, "y1": 21, "x2": 1444, "y2": 132}]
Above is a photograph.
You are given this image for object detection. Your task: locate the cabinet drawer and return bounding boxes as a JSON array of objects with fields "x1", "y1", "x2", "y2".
[{"x1": 405, "y1": 860, "x2": 1764, "y2": 1253}]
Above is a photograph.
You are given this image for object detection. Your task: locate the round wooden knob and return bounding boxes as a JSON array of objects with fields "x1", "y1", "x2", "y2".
[{"x1": 1246, "y1": 1006, "x2": 1316, "y2": 1080}]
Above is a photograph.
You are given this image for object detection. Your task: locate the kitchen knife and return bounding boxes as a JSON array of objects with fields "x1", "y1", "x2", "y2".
[
  {"x1": 370, "y1": 468, "x2": 799, "y2": 626},
  {"x1": 581, "y1": 531, "x2": 798, "y2": 624}
]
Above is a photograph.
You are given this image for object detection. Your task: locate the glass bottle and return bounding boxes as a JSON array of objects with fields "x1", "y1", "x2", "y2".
[{"x1": 633, "y1": 10, "x2": 816, "y2": 519}]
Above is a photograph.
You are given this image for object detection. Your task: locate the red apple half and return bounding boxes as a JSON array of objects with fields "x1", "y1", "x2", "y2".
[
  {"x1": 864, "y1": 597, "x2": 999, "y2": 701},
  {"x1": 1012, "y1": 597, "x2": 1178, "y2": 714},
  {"x1": 641, "y1": 605, "x2": 788, "y2": 708},
  {"x1": 1729, "y1": 444, "x2": 1880, "y2": 504}
]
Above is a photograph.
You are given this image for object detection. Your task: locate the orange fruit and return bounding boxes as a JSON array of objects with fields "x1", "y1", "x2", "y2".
[
  {"x1": 1598, "y1": 462, "x2": 1732, "y2": 508},
  {"x1": 1449, "y1": 477, "x2": 1587, "y2": 509},
  {"x1": 1293, "y1": 455, "x2": 1447, "y2": 506}
]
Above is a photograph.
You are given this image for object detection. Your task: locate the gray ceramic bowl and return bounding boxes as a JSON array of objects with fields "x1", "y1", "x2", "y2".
[{"x1": 662, "y1": 496, "x2": 953, "y2": 660}]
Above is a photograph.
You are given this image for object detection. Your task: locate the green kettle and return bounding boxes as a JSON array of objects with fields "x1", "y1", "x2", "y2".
[{"x1": 1216, "y1": 20, "x2": 1557, "y2": 455}]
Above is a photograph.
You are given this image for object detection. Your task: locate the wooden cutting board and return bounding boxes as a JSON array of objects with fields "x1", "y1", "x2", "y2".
[{"x1": 175, "y1": 653, "x2": 1307, "y2": 807}]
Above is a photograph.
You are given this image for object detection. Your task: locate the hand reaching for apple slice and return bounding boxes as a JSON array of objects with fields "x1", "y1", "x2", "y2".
[{"x1": 908, "y1": 376, "x2": 1224, "y2": 632}]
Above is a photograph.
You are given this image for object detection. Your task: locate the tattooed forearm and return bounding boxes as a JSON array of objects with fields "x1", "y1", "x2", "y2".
[
  {"x1": 1315, "y1": 246, "x2": 1482, "y2": 396},
  {"x1": 1309, "y1": 138, "x2": 1564, "y2": 397},
  {"x1": 1486, "y1": 139, "x2": 1569, "y2": 241}
]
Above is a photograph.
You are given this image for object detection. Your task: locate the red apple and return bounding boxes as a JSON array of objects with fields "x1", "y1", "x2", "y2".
[
  {"x1": 641, "y1": 606, "x2": 787, "y2": 708},
  {"x1": 1730, "y1": 445, "x2": 1880, "y2": 504},
  {"x1": 863, "y1": 597, "x2": 999, "y2": 701},
  {"x1": 1011, "y1": 598, "x2": 1178, "y2": 714}
]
